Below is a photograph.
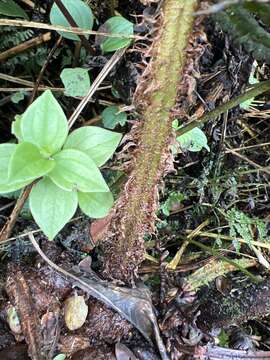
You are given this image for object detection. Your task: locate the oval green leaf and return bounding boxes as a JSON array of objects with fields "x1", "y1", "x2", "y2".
[
  {"x1": 50, "y1": 0, "x2": 94, "y2": 41},
  {"x1": 11, "y1": 115, "x2": 23, "y2": 142},
  {"x1": 78, "y1": 191, "x2": 113, "y2": 218},
  {"x1": 64, "y1": 126, "x2": 122, "y2": 167},
  {"x1": 49, "y1": 149, "x2": 109, "y2": 192},
  {"x1": 53, "y1": 355, "x2": 66, "y2": 360},
  {"x1": 8, "y1": 142, "x2": 55, "y2": 185},
  {"x1": 176, "y1": 128, "x2": 210, "y2": 152},
  {"x1": 21, "y1": 90, "x2": 68, "y2": 155},
  {"x1": 61, "y1": 68, "x2": 91, "y2": 97},
  {"x1": 30, "y1": 177, "x2": 78, "y2": 240},
  {"x1": 97, "y1": 16, "x2": 134, "y2": 53},
  {"x1": 101, "y1": 106, "x2": 127, "y2": 130},
  {"x1": 0, "y1": 143, "x2": 28, "y2": 194}
]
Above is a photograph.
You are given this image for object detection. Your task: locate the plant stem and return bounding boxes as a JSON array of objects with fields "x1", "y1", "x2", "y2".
[
  {"x1": 0, "y1": 185, "x2": 32, "y2": 242},
  {"x1": 176, "y1": 80, "x2": 270, "y2": 137},
  {"x1": 189, "y1": 239, "x2": 260, "y2": 283},
  {"x1": 101, "y1": 0, "x2": 198, "y2": 283}
]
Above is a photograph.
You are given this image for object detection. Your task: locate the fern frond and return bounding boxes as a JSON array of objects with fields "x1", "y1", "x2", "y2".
[
  {"x1": 0, "y1": 26, "x2": 33, "y2": 50},
  {"x1": 214, "y1": 5, "x2": 270, "y2": 62},
  {"x1": 0, "y1": 26, "x2": 47, "y2": 74}
]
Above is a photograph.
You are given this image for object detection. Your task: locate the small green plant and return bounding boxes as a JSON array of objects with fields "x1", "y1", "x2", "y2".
[
  {"x1": 226, "y1": 208, "x2": 268, "y2": 251},
  {"x1": 173, "y1": 119, "x2": 210, "y2": 152},
  {"x1": 96, "y1": 16, "x2": 134, "y2": 53},
  {"x1": 240, "y1": 60, "x2": 260, "y2": 110},
  {"x1": 60, "y1": 67, "x2": 91, "y2": 97},
  {"x1": 160, "y1": 191, "x2": 185, "y2": 216},
  {"x1": 49, "y1": 0, "x2": 134, "y2": 53},
  {"x1": 101, "y1": 105, "x2": 127, "y2": 129},
  {"x1": 0, "y1": 90, "x2": 122, "y2": 240}
]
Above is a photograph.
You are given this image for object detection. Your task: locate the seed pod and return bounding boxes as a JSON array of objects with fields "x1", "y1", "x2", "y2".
[
  {"x1": 7, "y1": 305, "x2": 22, "y2": 334},
  {"x1": 64, "y1": 294, "x2": 88, "y2": 331}
]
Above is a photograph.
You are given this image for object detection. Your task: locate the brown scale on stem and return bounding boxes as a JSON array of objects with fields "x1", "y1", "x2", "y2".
[{"x1": 98, "y1": 0, "x2": 199, "y2": 284}]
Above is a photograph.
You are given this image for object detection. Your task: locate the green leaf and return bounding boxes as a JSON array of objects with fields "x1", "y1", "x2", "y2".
[
  {"x1": 176, "y1": 127, "x2": 210, "y2": 152},
  {"x1": 0, "y1": 143, "x2": 31, "y2": 194},
  {"x1": 49, "y1": 149, "x2": 109, "y2": 192},
  {"x1": 0, "y1": 143, "x2": 16, "y2": 175},
  {"x1": 98, "y1": 16, "x2": 133, "y2": 53},
  {"x1": 0, "y1": 0, "x2": 28, "y2": 19},
  {"x1": 101, "y1": 106, "x2": 127, "y2": 129},
  {"x1": 60, "y1": 67, "x2": 91, "y2": 97},
  {"x1": 30, "y1": 177, "x2": 78, "y2": 240},
  {"x1": 11, "y1": 115, "x2": 23, "y2": 142},
  {"x1": 11, "y1": 90, "x2": 26, "y2": 104},
  {"x1": 240, "y1": 61, "x2": 260, "y2": 110},
  {"x1": 49, "y1": 0, "x2": 94, "y2": 41},
  {"x1": 160, "y1": 191, "x2": 185, "y2": 216},
  {"x1": 53, "y1": 355, "x2": 66, "y2": 360},
  {"x1": 9, "y1": 142, "x2": 55, "y2": 185},
  {"x1": 64, "y1": 126, "x2": 122, "y2": 166},
  {"x1": 78, "y1": 191, "x2": 113, "y2": 218},
  {"x1": 21, "y1": 90, "x2": 68, "y2": 155}
]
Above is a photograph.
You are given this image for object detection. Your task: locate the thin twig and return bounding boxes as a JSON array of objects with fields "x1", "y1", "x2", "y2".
[
  {"x1": 0, "y1": 19, "x2": 144, "y2": 40},
  {"x1": 227, "y1": 142, "x2": 270, "y2": 152},
  {"x1": 176, "y1": 81, "x2": 270, "y2": 137},
  {"x1": 168, "y1": 219, "x2": 210, "y2": 270},
  {"x1": 0, "y1": 185, "x2": 33, "y2": 242},
  {"x1": 0, "y1": 87, "x2": 64, "y2": 92},
  {"x1": 29, "y1": 36, "x2": 62, "y2": 104},
  {"x1": 68, "y1": 47, "x2": 126, "y2": 129},
  {"x1": 0, "y1": 32, "x2": 51, "y2": 62},
  {"x1": 0, "y1": 216, "x2": 83, "y2": 246},
  {"x1": 226, "y1": 147, "x2": 270, "y2": 175},
  {"x1": 189, "y1": 239, "x2": 260, "y2": 283},
  {"x1": 53, "y1": 0, "x2": 94, "y2": 54},
  {"x1": 185, "y1": 230, "x2": 270, "y2": 250}
]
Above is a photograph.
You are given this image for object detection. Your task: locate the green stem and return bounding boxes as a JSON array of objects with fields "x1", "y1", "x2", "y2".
[
  {"x1": 177, "y1": 80, "x2": 270, "y2": 137},
  {"x1": 102, "y1": 0, "x2": 198, "y2": 283},
  {"x1": 189, "y1": 239, "x2": 260, "y2": 283}
]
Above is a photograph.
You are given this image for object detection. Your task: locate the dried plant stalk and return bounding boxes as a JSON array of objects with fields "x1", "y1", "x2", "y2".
[{"x1": 101, "y1": 0, "x2": 198, "y2": 283}]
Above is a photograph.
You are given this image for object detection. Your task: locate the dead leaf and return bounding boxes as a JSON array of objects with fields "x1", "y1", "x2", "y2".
[
  {"x1": 89, "y1": 213, "x2": 113, "y2": 247},
  {"x1": 69, "y1": 268, "x2": 169, "y2": 360}
]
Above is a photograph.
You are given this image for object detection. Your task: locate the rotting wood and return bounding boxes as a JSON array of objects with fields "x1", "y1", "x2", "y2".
[
  {"x1": 5, "y1": 266, "x2": 45, "y2": 360},
  {"x1": 100, "y1": 0, "x2": 198, "y2": 284},
  {"x1": 197, "y1": 276, "x2": 270, "y2": 332}
]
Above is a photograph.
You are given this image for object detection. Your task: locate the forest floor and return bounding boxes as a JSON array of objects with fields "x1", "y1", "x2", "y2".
[{"x1": 0, "y1": 1, "x2": 270, "y2": 359}]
